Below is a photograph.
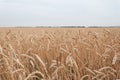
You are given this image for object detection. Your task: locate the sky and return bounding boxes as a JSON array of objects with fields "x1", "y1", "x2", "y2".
[{"x1": 0, "y1": 0, "x2": 120, "y2": 26}]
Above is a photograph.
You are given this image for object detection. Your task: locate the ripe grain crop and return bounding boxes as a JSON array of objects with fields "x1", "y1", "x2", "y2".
[{"x1": 0, "y1": 28, "x2": 120, "y2": 80}]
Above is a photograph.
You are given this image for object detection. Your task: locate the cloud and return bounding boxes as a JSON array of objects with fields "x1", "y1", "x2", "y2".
[{"x1": 0, "y1": 0, "x2": 120, "y2": 26}]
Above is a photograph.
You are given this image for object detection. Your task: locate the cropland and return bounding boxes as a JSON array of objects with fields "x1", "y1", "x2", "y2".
[{"x1": 0, "y1": 28, "x2": 120, "y2": 80}]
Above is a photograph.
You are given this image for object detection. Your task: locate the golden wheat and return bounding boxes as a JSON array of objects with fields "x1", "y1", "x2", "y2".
[{"x1": 0, "y1": 28, "x2": 120, "y2": 80}]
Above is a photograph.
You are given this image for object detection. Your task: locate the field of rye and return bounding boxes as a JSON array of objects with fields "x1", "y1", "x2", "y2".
[{"x1": 0, "y1": 28, "x2": 120, "y2": 80}]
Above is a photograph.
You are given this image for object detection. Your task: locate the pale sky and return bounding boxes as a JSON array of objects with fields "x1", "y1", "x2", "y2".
[{"x1": 0, "y1": 0, "x2": 120, "y2": 26}]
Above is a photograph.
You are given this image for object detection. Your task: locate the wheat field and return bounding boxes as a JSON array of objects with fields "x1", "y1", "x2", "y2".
[{"x1": 0, "y1": 28, "x2": 120, "y2": 80}]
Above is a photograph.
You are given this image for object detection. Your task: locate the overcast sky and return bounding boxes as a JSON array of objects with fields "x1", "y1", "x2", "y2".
[{"x1": 0, "y1": 0, "x2": 120, "y2": 26}]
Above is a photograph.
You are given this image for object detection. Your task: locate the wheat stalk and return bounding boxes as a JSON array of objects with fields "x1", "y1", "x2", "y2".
[{"x1": 25, "y1": 71, "x2": 44, "y2": 80}]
